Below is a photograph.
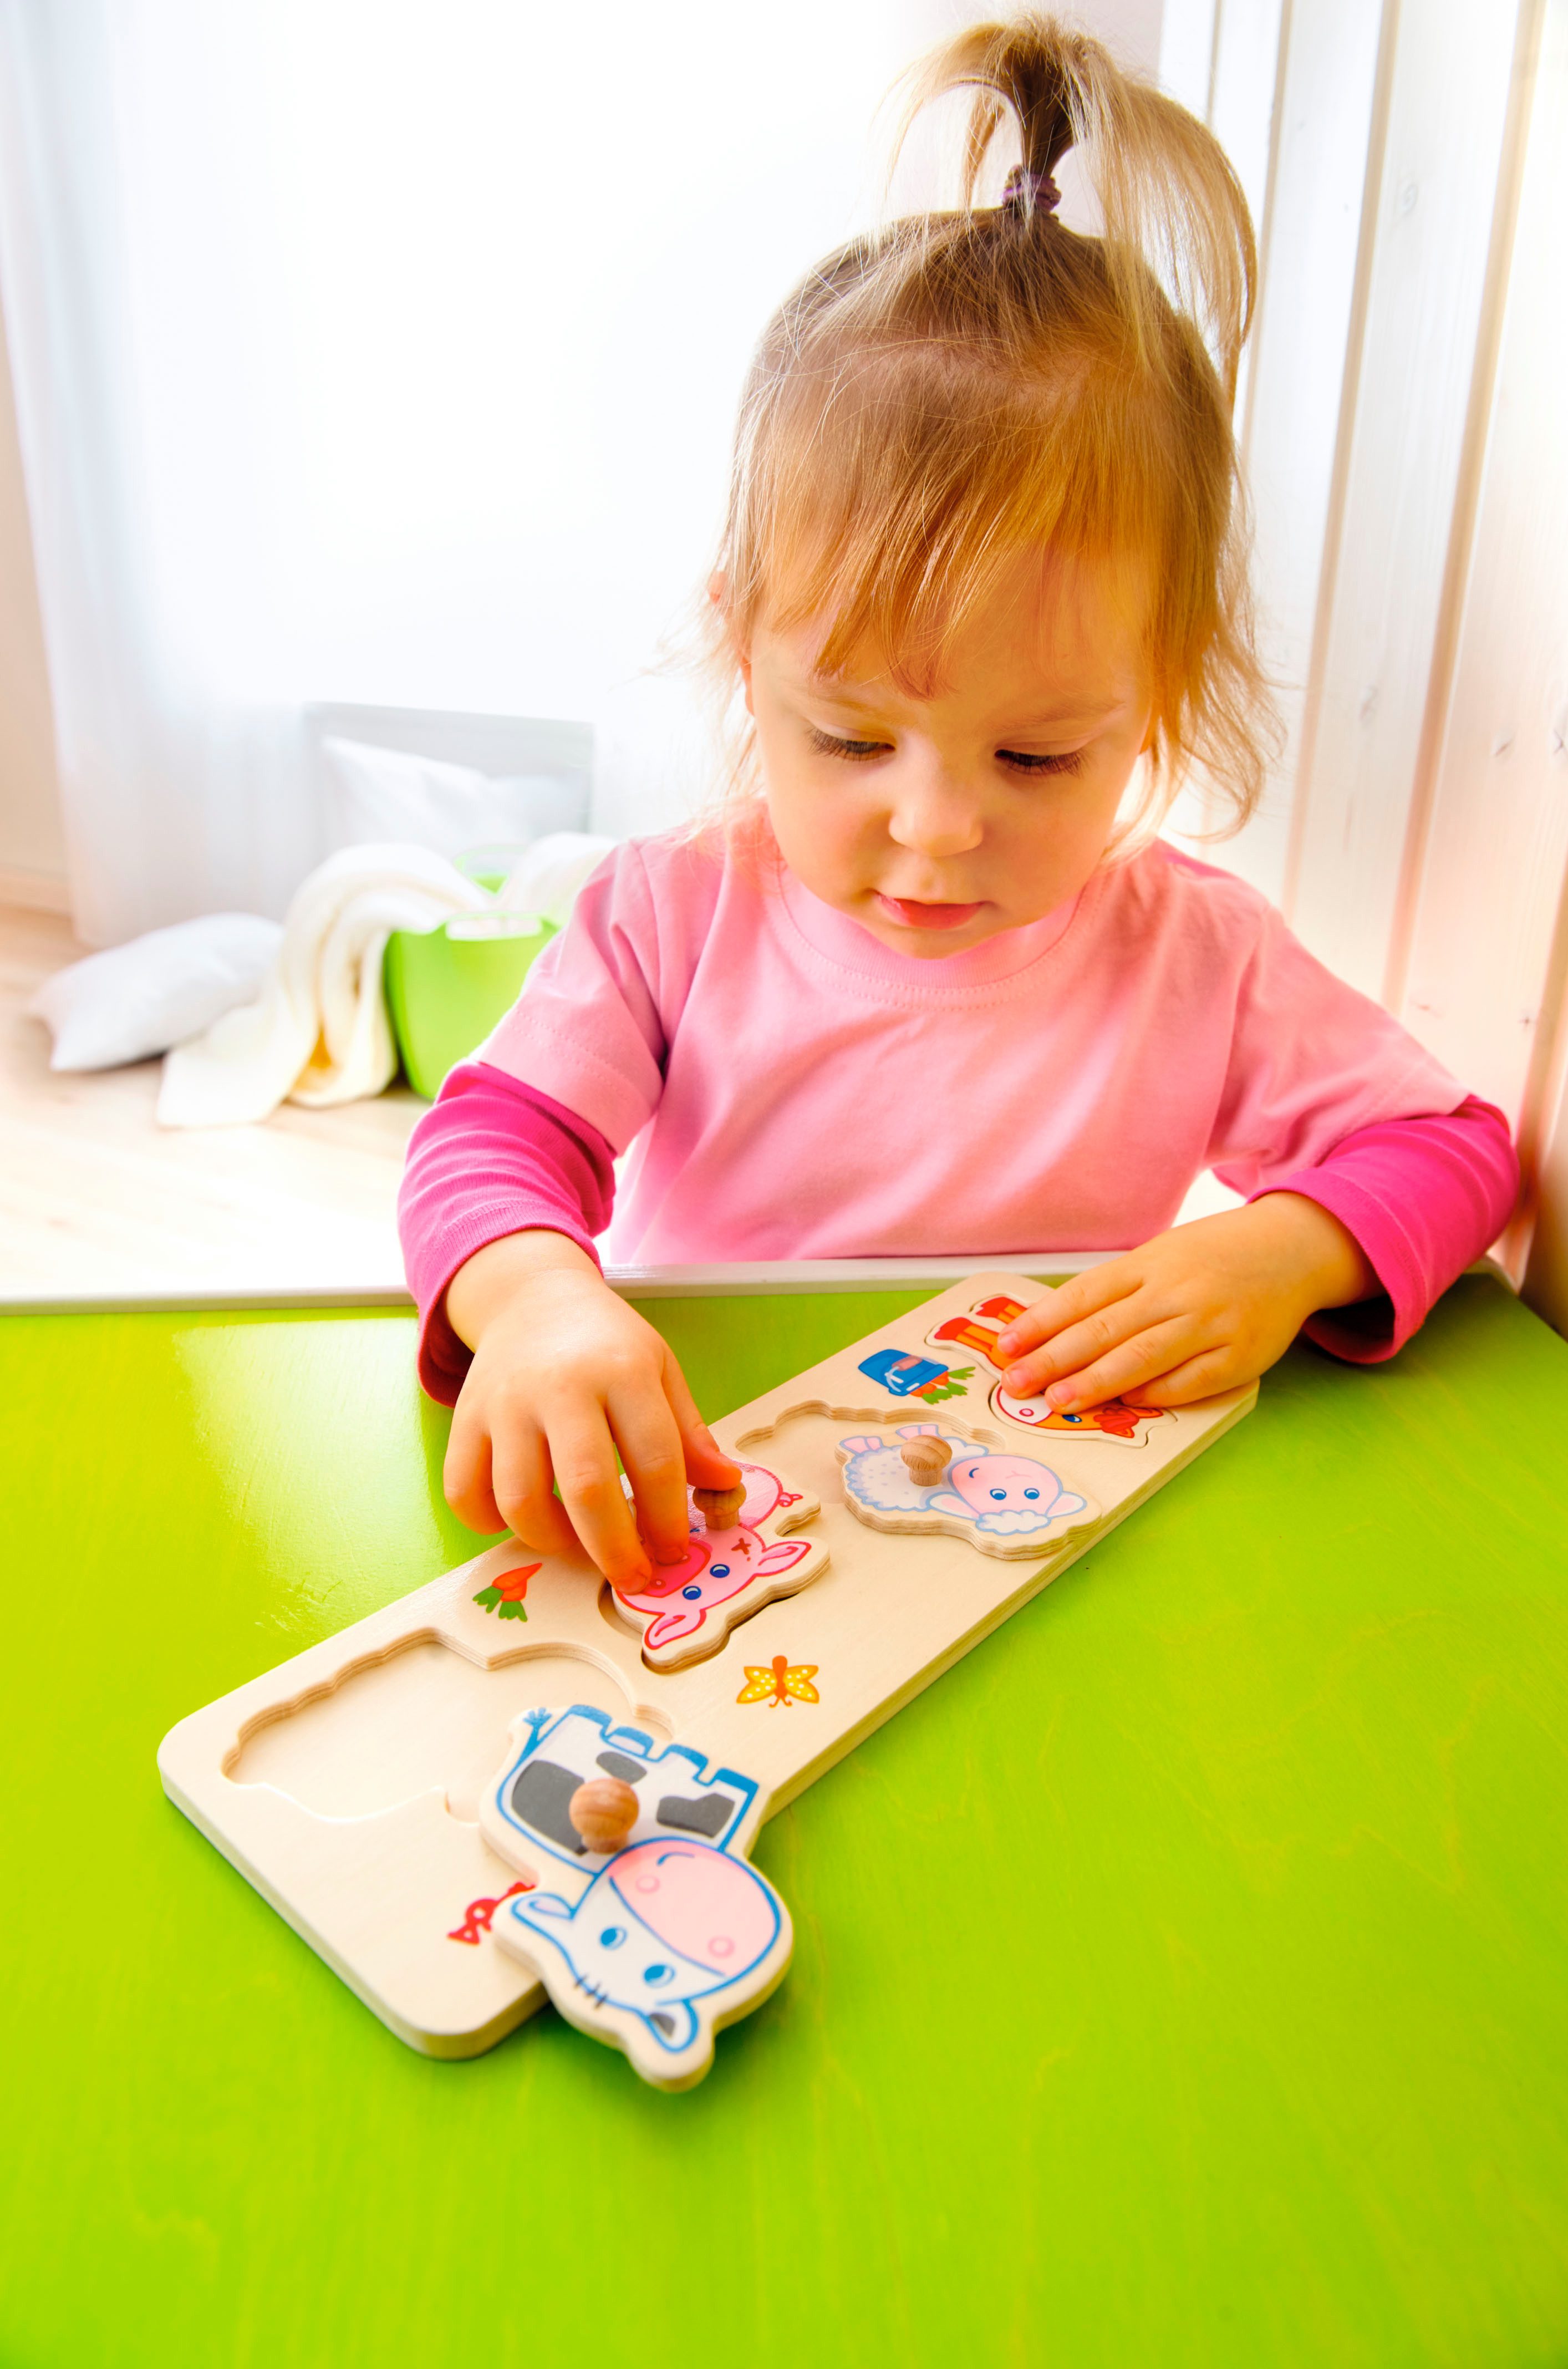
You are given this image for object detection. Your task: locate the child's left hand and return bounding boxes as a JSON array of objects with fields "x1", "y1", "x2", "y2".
[{"x1": 994, "y1": 1193, "x2": 1376, "y2": 1411}]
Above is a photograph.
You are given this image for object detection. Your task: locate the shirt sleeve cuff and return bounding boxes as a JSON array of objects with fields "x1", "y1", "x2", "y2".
[
  {"x1": 1258, "y1": 1167, "x2": 1416, "y2": 1364},
  {"x1": 414, "y1": 1201, "x2": 603, "y2": 1406}
]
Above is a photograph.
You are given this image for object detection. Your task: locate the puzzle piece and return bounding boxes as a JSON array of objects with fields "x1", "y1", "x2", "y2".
[
  {"x1": 481, "y1": 1705, "x2": 790, "y2": 2088},
  {"x1": 836, "y1": 1424, "x2": 1098, "y2": 1559},
  {"x1": 610, "y1": 1460, "x2": 827, "y2": 1671},
  {"x1": 925, "y1": 1297, "x2": 1171, "y2": 1444}
]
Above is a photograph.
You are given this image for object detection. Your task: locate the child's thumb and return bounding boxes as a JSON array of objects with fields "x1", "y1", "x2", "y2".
[
  {"x1": 662, "y1": 1346, "x2": 743, "y2": 1488},
  {"x1": 683, "y1": 1419, "x2": 742, "y2": 1489}
]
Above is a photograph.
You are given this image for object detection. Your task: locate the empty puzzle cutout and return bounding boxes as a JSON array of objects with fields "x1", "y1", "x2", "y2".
[
  {"x1": 228, "y1": 1638, "x2": 640, "y2": 1823},
  {"x1": 480, "y1": 1704, "x2": 791, "y2": 2088},
  {"x1": 925, "y1": 1295, "x2": 1172, "y2": 1444},
  {"x1": 836, "y1": 1425, "x2": 1098, "y2": 1559},
  {"x1": 610, "y1": 1460, "x2": 827, "y2": 1671}
]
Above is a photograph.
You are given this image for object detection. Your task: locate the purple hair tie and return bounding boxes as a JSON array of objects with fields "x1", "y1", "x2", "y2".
[{"x1": 1001, "y1": 165, "x2": 1062, "y2": 216}]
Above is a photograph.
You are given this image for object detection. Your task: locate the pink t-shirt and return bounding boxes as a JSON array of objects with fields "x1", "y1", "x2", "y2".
[{"x1": 477, "y1": 832, "x2": 1468, "y2": 1265}]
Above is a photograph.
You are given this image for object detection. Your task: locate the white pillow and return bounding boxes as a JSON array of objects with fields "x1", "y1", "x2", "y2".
[
  {"x1": 322, "y1": 737, "x2": 583, "y2": 861},
  {"x1": 28, "y1": 913, "x2": 284, "y2": 1072}
]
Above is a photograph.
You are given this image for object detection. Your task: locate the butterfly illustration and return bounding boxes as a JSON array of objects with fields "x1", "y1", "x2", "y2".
[{"x1": 736, "y1": 1654, "x2": 819, "y2": 1708}]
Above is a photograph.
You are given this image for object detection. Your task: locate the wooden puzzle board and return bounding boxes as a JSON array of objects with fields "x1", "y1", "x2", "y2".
[{"x1": 159, "y1": 1272, "x2": 1255, "y2": 2060}]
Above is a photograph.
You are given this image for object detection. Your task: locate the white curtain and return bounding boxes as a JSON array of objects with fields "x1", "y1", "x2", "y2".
[{"x1": 0, "y1": 0, "x2": 1159, "y2": 945}]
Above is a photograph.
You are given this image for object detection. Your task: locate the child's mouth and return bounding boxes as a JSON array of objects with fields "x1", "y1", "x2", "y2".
[{"x1": 875, "y1": 894, "x2": 984, "y2": 932}]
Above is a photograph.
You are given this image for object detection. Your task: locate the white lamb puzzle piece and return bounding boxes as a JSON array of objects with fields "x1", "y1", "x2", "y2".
[
  {"x1": 481, "y1": 1704, "x2": 790, "y2": 2089},
  {"x1": 834, "y1": 1424, "x2": 1099, "y2": 1558}
]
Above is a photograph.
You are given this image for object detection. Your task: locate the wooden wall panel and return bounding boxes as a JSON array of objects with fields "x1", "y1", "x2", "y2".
[
  {"x1": 1526, "y1": 1044, "x2": 1568, "y2": 1330},
  {"x1": 1281, "y1": 0, "x2": 1523, "y2": 996},
  {"x1": 1158, "y1": 0, "x2": 1219, "y2": 119},
  {"x1": 1391, "y1": 0, "x2": 1565, "y2": 1128},
  {"x1": 1165, "y1": 0, "x2": 1568, "y2": 1324},
  {"x1": 1216, "y1": 0, "x2": 1387, "y2": 906}
]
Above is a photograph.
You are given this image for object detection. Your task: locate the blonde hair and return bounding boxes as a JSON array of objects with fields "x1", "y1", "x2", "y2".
[{"x1": 704, "y1": 12, "x2": 1271, "y2": 840}]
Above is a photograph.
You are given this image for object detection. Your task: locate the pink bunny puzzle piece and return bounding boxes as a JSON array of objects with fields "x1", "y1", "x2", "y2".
[{"x1": 611, "y1": 1460, "x2": 827, "y2": 1670}]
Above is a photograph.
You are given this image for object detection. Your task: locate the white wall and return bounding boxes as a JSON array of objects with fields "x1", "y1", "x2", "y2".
[{"x1": 0, "y1": 0, "x2": 1166, "y2": 941}]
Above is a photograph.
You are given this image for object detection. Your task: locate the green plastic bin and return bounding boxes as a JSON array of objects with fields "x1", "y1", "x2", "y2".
[{"x1": 383, "y1": 910, "x2": 556, "y2": 1098}]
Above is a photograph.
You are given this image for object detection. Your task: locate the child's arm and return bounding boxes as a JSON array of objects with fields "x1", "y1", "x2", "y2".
[
  {"x1": 995, "y1": 1096, "x2": 1518, "y2": 1410},
  {"x1": 399, "y1": 1060, "x2": 739, "y2": 1580}
]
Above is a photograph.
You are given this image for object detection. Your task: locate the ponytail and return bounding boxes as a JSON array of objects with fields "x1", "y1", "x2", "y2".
[{"x1": 893, "y1": 18, "x2": 1254, "y2": 402}]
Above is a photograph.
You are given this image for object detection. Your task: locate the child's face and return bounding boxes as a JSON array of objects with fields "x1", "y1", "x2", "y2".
[{"x1": 742, "y1": 553, "x2": 1152, "y2": 958}]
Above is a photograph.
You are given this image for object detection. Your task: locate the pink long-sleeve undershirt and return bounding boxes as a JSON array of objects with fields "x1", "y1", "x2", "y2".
[{"x1": 400, "y1": 1062, "x2": 1517, "y2": 1405}]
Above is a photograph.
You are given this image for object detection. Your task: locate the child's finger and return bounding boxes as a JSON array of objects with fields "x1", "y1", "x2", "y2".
[
  {"x1": 1000, "y1": 1290, "x2": 1165, "y2": 1397},
  {"x1": 1127, "y1": 1345, "x2": 1245, "y2": 1406},
  {"x1": 444, "y1": 1405, "x2": 505, "y2": 1537},
  {"x1": 488, "y1": 1425, "x2": 580, "y2": 1562},
  {"x1": 605, "y1": 1383, "x2": 694, "y2": 1566},
  {"x1": 660, "y1": 1351, "x2": 742, "y2": 1491},
  {"x1": 994, "y1": 1264, "x2": 1141, "y2": 1358},
  {"x1": 541, "y1": 1408, "x2": 652, "y2": 1586},
  {"x1": 1034, "y1": 1315, "x2": 1197, "y2": 1412}
]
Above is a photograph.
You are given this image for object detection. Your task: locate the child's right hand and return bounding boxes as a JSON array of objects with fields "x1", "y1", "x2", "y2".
[{"x1": 442, "y1": 1231, "x2": 741, "y2": 1586}]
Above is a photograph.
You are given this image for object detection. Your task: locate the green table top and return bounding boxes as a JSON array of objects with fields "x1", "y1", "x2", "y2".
[{"x1": 4, "y1": 1275, "x2": 1568, "y2": 2367}]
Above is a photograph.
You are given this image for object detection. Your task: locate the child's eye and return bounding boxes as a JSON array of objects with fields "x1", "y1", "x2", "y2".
[
  {"x1": 807, "y1": 726, "x2": 890, "y2": 762},
  {"x1": 997, "y1": 748, "x2": 1086, "y2": 776}
]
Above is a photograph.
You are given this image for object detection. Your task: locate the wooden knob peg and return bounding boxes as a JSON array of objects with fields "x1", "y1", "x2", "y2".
[
  {"x1": 569, "y1": 1778, "x2": 639, "y2": 1853},
  {"x1": 900, "y1": 1438, "x2": 953, "y2": 1488},
  {"x1": 693, "y1": 1482, "x2": 746, "y2": 1532}
]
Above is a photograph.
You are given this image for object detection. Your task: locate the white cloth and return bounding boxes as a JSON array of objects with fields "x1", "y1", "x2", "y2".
[
  {"x1": 497, "y1": 832, "x2": 616, "y2": 929},
  {"x1": 156, "y1": 845, "x2": 490, "y2": 1128}
]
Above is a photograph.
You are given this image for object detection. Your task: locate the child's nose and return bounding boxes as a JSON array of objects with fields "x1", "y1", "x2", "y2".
[{"x1": 885, "y1": 765, "x2": 984, "y2": 858}]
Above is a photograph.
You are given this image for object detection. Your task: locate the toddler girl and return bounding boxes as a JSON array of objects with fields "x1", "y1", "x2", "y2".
[{"x1": 399, "y1": 16, "x2": 1516, "y2": 1590}]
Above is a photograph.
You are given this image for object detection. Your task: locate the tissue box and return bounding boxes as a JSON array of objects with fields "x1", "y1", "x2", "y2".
[{"x1": 384, "y1": 912, "x2": 556, "y2": 1099}]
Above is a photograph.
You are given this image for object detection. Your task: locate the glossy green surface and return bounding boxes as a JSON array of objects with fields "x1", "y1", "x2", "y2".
[
  {"x1": 384, "y1": 914, "x2": 556, "y2": 1097},
  {"x1": 4, "y1": 1277, "x2": 1568, "y2": 2367}
]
